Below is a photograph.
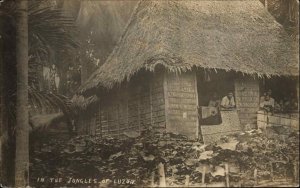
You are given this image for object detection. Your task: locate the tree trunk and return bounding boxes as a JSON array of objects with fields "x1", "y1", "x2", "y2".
[
  {"x1": 15, "y1": 0, "x2": 29, "y2": 187},
  {"x1": 0, "y1": 13, "x2": 4, "y2": 182}
]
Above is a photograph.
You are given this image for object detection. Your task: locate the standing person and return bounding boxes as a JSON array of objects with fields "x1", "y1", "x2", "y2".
[
  {"x1": 208, "y1": 92, "x2": 220, "y2": 108},
  {"x1": 221, "y1": 92, "x2": 236, "y2": 110}
]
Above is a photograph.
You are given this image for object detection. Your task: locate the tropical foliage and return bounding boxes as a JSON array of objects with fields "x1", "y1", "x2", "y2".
[
  {"x1": 260, "y1": 0, "x2": 299, "y2": 39},
  {"x1": 0, "y1": 0, "x2": 78, "y2": 118},
  {"x1": 30, "y1": 128, "x2": 299, "y2": 187}
]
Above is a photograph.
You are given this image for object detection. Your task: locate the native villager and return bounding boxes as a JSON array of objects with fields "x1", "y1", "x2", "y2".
[
  {"x1": 260, "y1": 92, "x2": 267, "y2": 104},
  {"x1": 220, "y1": 92, "x2": 236, "y2": 110},
  {"x1": 281, "y1": 93, "x2": 298, "y2": 112},
  {"x1": 289, "y1": 93, "x2": 299, "y2": 111},
  {"x1": 260, "y1": 89, "x2": 273, "y2": 103},
  {"x1": 267, "y1": 89, "x2": 272, "y2": 98},
  {"x1": 208, "y1": 92, "x2": 220, "y2": 108},
  {"x1": 274, "y1": 100, "x2": 283, "y2": 112},
  {"x1": 260, "y1": 95, "x2": 275, "y2": 113}
]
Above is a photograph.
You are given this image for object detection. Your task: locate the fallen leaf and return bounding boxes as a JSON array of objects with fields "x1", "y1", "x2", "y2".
[{"x1": 199, "y1": 151, "x2": 214, "y2": 160}]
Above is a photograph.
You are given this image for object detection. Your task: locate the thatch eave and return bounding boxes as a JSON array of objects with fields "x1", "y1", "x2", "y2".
[{"x1": 78, "y1": 59, "x2": 298, "y2": 95}]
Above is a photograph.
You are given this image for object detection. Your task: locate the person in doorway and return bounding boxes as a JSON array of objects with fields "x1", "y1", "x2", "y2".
[
  {"x1": 208, "y1": 92, "x2": 220, "y2": 108},
  {"x1": 260, "y1": 95, "x2": 275, "y2": 113},
  {"x1": 267, "y1": 89, "x2": 272, "y2": 97},
  {"x1": 207, "y1": 92, "x2": 221, "y2": 123},
  {"x1": 289, "y1": 92, "x2": 298, "y2": 111},
  {"x1": 274, "y1": 100, "x2": 284, "y2": 112},
  {"x1": 260, "y1": 92, "x2": 267, "y2": 104},
  {"x1": 220, "y1": 92, "x2": 236, "y2": 110},
  {"x1": 260, "y1": 89, "x2": 272, "y2": 102},
  {"x1": 280, "y1": 93, "x2": 298, "y2": 112}
]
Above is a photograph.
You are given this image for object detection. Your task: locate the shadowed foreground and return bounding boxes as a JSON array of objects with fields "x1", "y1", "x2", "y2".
[{"x1": 30, "y1": 127, "x2": 299, "y2": 187}]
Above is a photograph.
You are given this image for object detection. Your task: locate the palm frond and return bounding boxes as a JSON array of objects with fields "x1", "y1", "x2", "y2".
[
  {"x1": 28, "y1": 1, "x2": 79, "y2": 66},
  {"x1": 29, "y1": 112, "x2": 65, "y2": 132},
  {"x1": 28, "y1": 87, "x2": 74, "y2": 116}
]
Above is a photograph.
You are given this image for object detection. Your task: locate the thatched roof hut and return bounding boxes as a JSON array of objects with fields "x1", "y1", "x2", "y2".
[{"x1": 79, "y1": 0, "x2": 298, "y2": 94}]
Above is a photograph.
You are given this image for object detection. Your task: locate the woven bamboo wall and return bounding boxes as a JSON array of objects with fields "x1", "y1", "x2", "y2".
[
  {"x1": 117, "y1": 86, "x2": 129, "y2": 137},
  {"x1": 165, "y1": 71, "x2": 199, "y2": 140},
  {"x1": 234, "y1": 77, "x2": 260, "y2": 130},
  {"x1": 97, "y1": 91, "x2": 120, "y2": 137},
  {"x1": 139, "y1": 80, "x2": 152, "y2": 130},
  {"x1": 80, "y1": 70, "x2": 166, "y2": 138},
  {"x1": 151, "y1": 71, "x2": 166, "y2": 131}
]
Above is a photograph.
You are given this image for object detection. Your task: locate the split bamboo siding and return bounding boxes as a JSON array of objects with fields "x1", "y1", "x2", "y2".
[
  {"x1": 151, "y1": 71, "x2": 165, "y2": 130},
  {"x1": 77, "y1": 71, "x2": 263, "y2": 140},
  {"x1": 234, "y1": 78, "x2": 260, "y2": 130},
  {"x1": 78, "y1": 71, "x2": 166, "y2": 138},
  {"x1": 165, "y1": 71, "x2": 198, "y2": 140}
]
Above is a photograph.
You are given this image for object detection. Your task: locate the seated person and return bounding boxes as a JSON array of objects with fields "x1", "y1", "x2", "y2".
[
  {"x1": 220, "y1": 92, "x2": 236, "y2": 110},
  {"x1": 289, "y1": 93, "x2": 298, "y2": 111},
  {"x1": 290, "y1": 99, "x2": 298, "y2": 111},
  {"x1": 274, "y1": 100, "x2": 283, "y2": 112},
  {"x1": 260, "y1": 92, "x2": 267, "y2": 104},
  {"x1": 267, "y1": 89, "x2": 272, "y2": 97},
  {"x1": 282, "y1": 96, "x2": 291, "y2": 112},
  {"x1": 208, "y1": 92, "x2": 220, "y2": 108},
  {"x1": 259, "y1": 95, "x2": 274, "y2": 113}
]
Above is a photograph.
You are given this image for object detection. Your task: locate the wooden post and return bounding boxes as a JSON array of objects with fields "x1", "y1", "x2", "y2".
[
  {"x1": 293, "y1": 161, "x2": 299, "y2": 183},
  {"x1": 194, "y1": 71, "x2": 202, "y2": 141},
  {"x1": 201, "y1": 166, "x2": 206, "y2": 185},
  {"x1": 126, "y1": 86, "x2": 129, "y2": 131},
  {"x1": 106, "y1": 108, "x2": 109, "y2": 135},
  {"x1": 185, "y1": 175, "x2": 190, "y2": 187},
  {"x1": 99, "y1": 102, "x2": 102, "y2": 138},
  {"x1": 158, "y1": 162, "x2": 166, "y2": 187},
  {"x1": 163, "y1": 70, "x2": 170, "y2": 132},
  {"x1": 116, "y1": 92, "x2": 120, "y2": 138},
  {"x1": 138, "y1": 86, "x2": 141, "y2": 134},
  {"x1": 150, "y1": 171, "x2": 155, "y2": 187},
  {"x1": 285, "y1": 168, "x2": 288, "y2": 182},
  {"x1": 150, "y1": 79, "x2": 153, "y2": 127},
  {"x1": 225, "y1": 163, "x2": 230, "y2": 187},
  {"x1": 254, "y1": 168, "x2": 258, "y2": 185},
  {"x1": 270, "y1": 162, "x2": 274, "y2": 182}
]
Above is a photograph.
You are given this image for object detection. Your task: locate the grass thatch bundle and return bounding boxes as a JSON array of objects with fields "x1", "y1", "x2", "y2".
[{"x1": 79, "y1": 0, "x2": 299, "y2": 93}]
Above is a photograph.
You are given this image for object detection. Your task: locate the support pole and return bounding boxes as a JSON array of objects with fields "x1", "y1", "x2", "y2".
[
  {"x1": 185, "y1": 175, "x2": 190, "y2": 187},
  {"x1": 225, "y1": 163, "x2": 230, "y2": 187},
  {"x1": 201, "y1": 166, "x2": 206, "y2": 185},
  {"x1": 254, "y1": 168, "x2": 258, "y2": 185},
  {"x1": 158, "y1": 162, "x2": 166, "y2": 187},
  {"x1": 150, "y1": 171, "x2": 155, "y2": 187}
]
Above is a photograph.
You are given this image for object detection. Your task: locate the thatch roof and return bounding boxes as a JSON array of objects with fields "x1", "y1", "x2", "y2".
[{"x1": 79, "y1": 0, "x2": 299, "y2": 93}]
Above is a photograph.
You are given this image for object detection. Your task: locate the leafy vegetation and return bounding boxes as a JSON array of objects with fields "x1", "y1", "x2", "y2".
[{"x1": 30, "y1": 127, "x2": 299, "y2": 187}]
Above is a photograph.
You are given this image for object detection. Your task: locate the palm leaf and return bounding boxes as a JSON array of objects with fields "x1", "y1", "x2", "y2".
[
  {"x1": 28, "y1": 0, "x2": 79, "y2": 67},
  {"x1": 30, "y1": 112, "x2": 65, "y2": 132}
]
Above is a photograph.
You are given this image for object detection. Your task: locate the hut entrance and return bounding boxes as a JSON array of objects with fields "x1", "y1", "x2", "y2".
[
  {"x1": 260, "y1": 77, "x2": 299, "y2": 113},
  {"x1": 196, "y1": 70, "x2": 235, "y2": 125}
]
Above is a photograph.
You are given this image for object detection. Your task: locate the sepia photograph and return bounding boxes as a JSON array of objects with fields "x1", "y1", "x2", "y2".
[{"x1": 0, "y1": 0, "x2": 299, "y2": 187}]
